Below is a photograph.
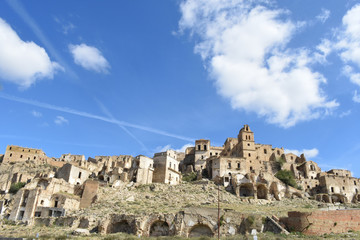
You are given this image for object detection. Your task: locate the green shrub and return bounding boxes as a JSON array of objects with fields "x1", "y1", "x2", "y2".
[
  {"x1": 182, "y1": 172, "x2": 197, "y2": 182},
  {"x1": 9, "y1": 182, "x2": 26, "y2": 194},
  {"x1": 275, "y1": 170, "x2": 297, "y2": 188}
]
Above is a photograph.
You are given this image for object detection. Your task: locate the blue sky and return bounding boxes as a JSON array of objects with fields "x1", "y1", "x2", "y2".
[{"x1": 1, "y1": 0, "x2": 360, "y2": 176}]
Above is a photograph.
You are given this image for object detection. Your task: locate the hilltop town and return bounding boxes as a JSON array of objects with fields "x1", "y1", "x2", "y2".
[{"x1": 1, "y1": 125, "x2": 360, "y2": 238}]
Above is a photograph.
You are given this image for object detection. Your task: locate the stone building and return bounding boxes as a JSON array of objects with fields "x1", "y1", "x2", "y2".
[
  {"x1": 56, "y1": 163, "x2": 91, "y2": 185},
  {"x1": 130, "y1": 155, "x2": 154, "y2": 184},
  {"x1": 153, "y1": 150, "x2": 181, "y2": 185},
  {"x1": 9, "y1": 178, "x2": 79, "y2": 222},
  {"x1": 2, "y1": 145, "x2": 48, "y2": 164}
]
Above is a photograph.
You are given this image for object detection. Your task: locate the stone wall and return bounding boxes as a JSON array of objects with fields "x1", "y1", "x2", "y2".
[
  {"x1": 281, "y1": 209, "x2": 360, "y2": 235},
  {"x1": 80, "y1": 180, "x2": 99, "y2": 209}
]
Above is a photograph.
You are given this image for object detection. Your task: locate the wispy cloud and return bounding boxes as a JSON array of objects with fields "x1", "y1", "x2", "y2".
[
  {"x1": 69, "y1": 44, "x2": 110, "y2": 73},
  {"x1": 31, "y1": 110, "x2": 42, "y2": 117},
  {"x1": 339, "y1": 110, "x2": 351, "y2": 118},
  {"x1": 316, "y1": 8, "x2": 330, "y2": 23},
  {"x1": 94, "y1": 98, "x2": 149, "y2": 152},
  {"x1": 54, "y1": 17, "x2": 75, "y2": 35},
  {"x1": 353, "y1": 90, "x2": 360, "y2": 103},
  {"x1": 54, "y1": 116, "x2": 69, "y2": 125},
  {"x1": 0, "y1": 93, "x2": 195, "y2": 142}
]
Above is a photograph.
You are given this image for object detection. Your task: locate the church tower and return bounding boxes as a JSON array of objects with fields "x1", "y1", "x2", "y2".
[{"x1": 237, "y1": 124, "x2": 256, "y2": 159}]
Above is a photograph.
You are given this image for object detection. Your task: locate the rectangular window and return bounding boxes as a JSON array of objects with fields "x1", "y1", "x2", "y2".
[
  {"x1": 198, "y1": 145, "x2": 201, "y2": 151},
  {"x1": 204, "y1": 145, "x2": 207, "y2": 151},
  {"x1": 228, "y1": 162, "x2": 231, "y2": 169}
]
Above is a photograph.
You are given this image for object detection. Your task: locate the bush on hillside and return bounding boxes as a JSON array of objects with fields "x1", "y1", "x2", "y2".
[
  {"x1": 275, "y1": 170, "x2": 297, "y2": 188},
  {"x1": 9, "y1": 182, "x2": 26, "y2": 194}
]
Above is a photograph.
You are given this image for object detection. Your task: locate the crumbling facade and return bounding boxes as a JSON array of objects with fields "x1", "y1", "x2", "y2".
[{"x1": 153, "y1": 150, "x2": 181, "y2": 185}]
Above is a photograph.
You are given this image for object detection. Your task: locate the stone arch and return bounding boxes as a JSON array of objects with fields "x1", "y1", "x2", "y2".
[
  {"x1": 149, "y1": 220, "x2": 169, "y2": 237},
  {"x1": 353, "y1": 194, "x2": 360, "y2": 203},
  {"x1": 331, "y1": 194, "x2": 346, "y2": 203},
  {"x1": 239, "y1": 183, "x2": 254, "y2": 197},
  {"x1": 269, "y1": 182, "x2": 280, "y2": 200},
  {"x1": 188, "y1": 224, "x2": 213, "y2": 238},
  {"x1": 256, "y1": 184, "x2": 268, "y2": 199},
  {"x1": 107, "y1": 220, "x2": 133, "y2": 234}
]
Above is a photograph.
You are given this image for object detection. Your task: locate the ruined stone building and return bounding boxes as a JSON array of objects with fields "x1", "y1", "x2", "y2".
[
  {"x1": 56, "y1": 163, "x2": 91, "y2": 185},
  {"x1": 9, "y1": 178, "x2": 80, "y2": 222},
  {"x1": 2, "y1": 145, "x2": 48, "y2": 164},
  {"x1": 153, "y1": 150, "x2": 181, "y2": 185},
  {"x1": 1, "y1": 124, "x2": 360, "y2": 226}
]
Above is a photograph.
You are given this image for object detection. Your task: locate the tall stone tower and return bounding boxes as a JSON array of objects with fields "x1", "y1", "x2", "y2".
[{"x1": 237, "y1": 125, "x2": 256, "y2": 159}]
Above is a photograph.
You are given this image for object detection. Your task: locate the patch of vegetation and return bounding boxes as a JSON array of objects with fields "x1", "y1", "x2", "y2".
[
  {"x1": 275, "y1": 170, "x2": 297, "y2": 188},
  {"x1": 182, "y1": 172, "x2": 197, "y2": 182},
  {"x1": 276, "y1": 156, "x2": 286, "y2": 170},
  {"x1": 9, "y1": 182, "x2": 26, "y2": 194}
]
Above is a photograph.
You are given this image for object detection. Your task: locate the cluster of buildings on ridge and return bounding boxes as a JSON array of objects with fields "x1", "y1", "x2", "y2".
[{"x1": 0, "y1": 124, "x2": 359, "y2": 224}]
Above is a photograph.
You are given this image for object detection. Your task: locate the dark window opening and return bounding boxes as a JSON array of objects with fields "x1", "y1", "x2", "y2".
[
  {"x1": 237, "y1": 163, "x2": 240, "y2": 169},
  {"x1": 331, "y1": 187, "x2": 334, "y2": 193},
  {"x1": 9, "y1": 153, "x2": 12, "y2": 157},
  {"x1": 40, "y1": 200, "x2": 44, "y2": 205},
  {"x1": 204, "y1": 145, "x2": 207, "y2": 151},
  {"x1": 264, "y1": 149, "x2": 267, "y2": 154},
  {"x1": 197, "y1": 145, "x2": 201, "y2": 151},
  {"x1": 20, "y1": 155, "x2": 23, "y2": 158},
  {"x1": 78, "y1": 172, "x2": 82, "y2": 179},
  {"x1": 228, "y1": 162, "x2": 231, "y2": 169},
  {"x1": 277, "y1": 150, "x2": 280, "y2": 155},
  {"x1": 54, "y1": 200, "x2": 58, "y2": 208},
  {"x1": 248, "y1": 153, "x2": 251, "y2": 157}
]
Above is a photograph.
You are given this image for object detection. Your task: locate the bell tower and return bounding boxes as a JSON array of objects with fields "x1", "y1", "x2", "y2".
[{"x1": 237, "y1": 124, "x2": 255, "y2": 158}]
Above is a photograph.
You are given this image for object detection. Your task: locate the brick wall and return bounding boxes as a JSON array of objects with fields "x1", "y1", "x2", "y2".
[{"x1": 282, "y1": 209, "x2": 360, "y2": 235}]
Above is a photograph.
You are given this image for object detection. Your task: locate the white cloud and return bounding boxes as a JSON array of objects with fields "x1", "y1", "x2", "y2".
[
  {"x1": 353, "y1": 90, "x2": 360, "y2": 103},
  {"x1": 334, "y1": 4, "x2": 360, "y2": 86},
  {"x1": 155, "y1": 143, "x2": 193, "y2": 153},
  {"x1": 54, "y1": 116, "x2": 69, "y2": 125},
  {"x1": 179, "y1": 0, "x2": 337, "y2": 127},
  {"x1": 31, "y1": 110, "x2": 42, "y2": 117},
  {"x1": 316, "y1": 8, "x2": 330, "y2": 23},
  {"x1": 0, "y1": 18, "x2": 61, "y2": 88},
  {"x1": 285, "y1": 148, "x2": 319, "y2": 158},
  {"x1": 69, "y1": 44, "x2": 110, "y2": 73}
]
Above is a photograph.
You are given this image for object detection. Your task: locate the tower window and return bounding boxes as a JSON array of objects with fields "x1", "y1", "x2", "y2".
[
  {"x1": 228, "y1": 162, "x2": 231, "y2": 169},
  {"x1": 204, "y1": 145, "x2": 207, "y2": 151},
  {"x1": 20, "y1": 155, "x2": 23, "y2": 158},
  {"x1": 264, "y1": 149, "x2": 267, "y2": 154},
  {"x1": 331, "y1": 187, "x2": 334, "y2": 193},
  {"x1": 248, "y1": 153, "x2": 251, "y2": 157},
  {"x1": 247, "y1": 143, "x2": 250, "y2": 146},
  {"x1": 197, "y1": 145, "x2": 201, "y2": 151},
  {"x1": 237, "y1": 162, "x2": 240, "y2": 169},
  {"x1": 78, "y1": 172, "x2": 82, "y2": 179},
  {"x1": 9, "y1": 153, "x2": 12, "y2": 157}
]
